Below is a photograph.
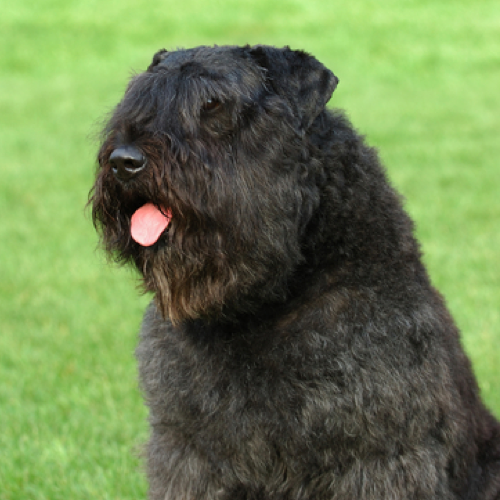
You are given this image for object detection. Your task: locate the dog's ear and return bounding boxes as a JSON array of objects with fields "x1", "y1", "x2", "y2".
[
  {"x1": 148, "y1": 49, "x2": 169, "y2": 71},
  {"x1": 247, "y1": 46, "x2": 339, "y2": 130}
]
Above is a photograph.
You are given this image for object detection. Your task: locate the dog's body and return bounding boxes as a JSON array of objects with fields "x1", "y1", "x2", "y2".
[{"x1": 91, "y1": 45, "x2": 500, "y2": 499}]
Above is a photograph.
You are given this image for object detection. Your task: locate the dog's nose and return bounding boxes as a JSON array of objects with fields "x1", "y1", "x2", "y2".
[{"x1": 109, "y1": 146, "x2": 146, "y2": 181}]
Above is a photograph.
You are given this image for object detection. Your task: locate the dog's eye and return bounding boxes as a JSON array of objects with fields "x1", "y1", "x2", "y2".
[{"x1": 202, "y1": 98, "x2": 222, "y2": 113}]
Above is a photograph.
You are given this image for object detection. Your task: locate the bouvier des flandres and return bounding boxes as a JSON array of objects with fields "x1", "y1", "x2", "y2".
[{"x1": 90, "y1": 45, "x2": 500, "y2": 499}]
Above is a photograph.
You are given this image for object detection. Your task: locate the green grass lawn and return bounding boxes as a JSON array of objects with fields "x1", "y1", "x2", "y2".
[{"x1": 1, "y1": 0, "x2": 499, "y2": 498}]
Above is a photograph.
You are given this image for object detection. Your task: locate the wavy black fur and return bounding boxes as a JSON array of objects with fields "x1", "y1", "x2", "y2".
[{"x1": 90, "y1": 45, "x2": 500, "y2": 500}]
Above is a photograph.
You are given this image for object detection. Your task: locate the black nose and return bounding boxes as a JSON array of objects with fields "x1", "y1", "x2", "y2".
[{"x1": 109, "y1": 146, "x2": 146, "y2": 181}]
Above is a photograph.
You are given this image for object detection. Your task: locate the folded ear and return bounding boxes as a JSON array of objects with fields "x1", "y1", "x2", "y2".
[{"x1": 247, "y1": 46, "x2": 339, "y2": 130}]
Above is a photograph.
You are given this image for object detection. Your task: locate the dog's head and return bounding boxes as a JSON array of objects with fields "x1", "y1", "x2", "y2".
[{"x1": 90, "y1": 45, "x2": 338, "y2": 322}]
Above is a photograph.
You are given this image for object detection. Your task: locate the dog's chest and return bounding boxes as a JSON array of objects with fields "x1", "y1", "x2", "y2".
[{"x1": 139, "y1": 316, "x2": 357, "y2": 461}]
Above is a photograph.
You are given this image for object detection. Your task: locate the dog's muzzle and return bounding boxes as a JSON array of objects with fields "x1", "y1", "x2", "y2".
[{"x1": 109, "y1": 146, "x2": 146, "y2": 182}]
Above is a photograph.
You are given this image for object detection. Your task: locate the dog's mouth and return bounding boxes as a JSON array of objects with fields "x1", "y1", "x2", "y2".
[{"x1": 130, "y1": 203, "x2": 172, "y2": 247}]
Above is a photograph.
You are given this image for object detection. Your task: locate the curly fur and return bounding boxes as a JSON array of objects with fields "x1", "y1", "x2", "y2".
[{"x1": 90, "y1": 45, "x2": 500, "y2": 499}]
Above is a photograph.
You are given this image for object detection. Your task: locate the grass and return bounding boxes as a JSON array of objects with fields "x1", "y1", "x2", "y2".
[{"x1": 1, "y1": 0, "x2": 499, "y2": 497}]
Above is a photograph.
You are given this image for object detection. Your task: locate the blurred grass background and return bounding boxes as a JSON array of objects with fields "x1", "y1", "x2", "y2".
[{"x1": 1, "y1": 0, "x2": 499, "y2": 498}]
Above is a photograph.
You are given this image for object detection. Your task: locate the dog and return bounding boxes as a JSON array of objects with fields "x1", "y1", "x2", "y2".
[{"x1": 90, "y1": 45, "x2": 500, "y2": 500}]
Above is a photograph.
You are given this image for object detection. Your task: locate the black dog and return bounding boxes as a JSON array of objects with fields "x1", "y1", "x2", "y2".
[{"x1": 90, "y1": 45, "x2": 500, "y2": 500}]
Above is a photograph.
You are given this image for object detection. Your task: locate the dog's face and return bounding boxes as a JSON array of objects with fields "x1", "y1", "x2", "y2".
[{"x1": 90, "y1": 45, "x2": 338, "y2": 322}]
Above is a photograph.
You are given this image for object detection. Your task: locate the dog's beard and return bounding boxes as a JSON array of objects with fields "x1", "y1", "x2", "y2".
[
  {"x1": 142, "y1": 246, "x2": 239, "y2": 323},
  {"x1": 91, "y1": 161, "x2": 311, "y2": 323},
  {"x1": 137, "y1": 221, "x2": 301, "y2": 323}
]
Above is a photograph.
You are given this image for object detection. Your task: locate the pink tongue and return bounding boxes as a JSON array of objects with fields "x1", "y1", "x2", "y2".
[{"x1": 130, "y1": 203, "x2": 172, "y2": 246}]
